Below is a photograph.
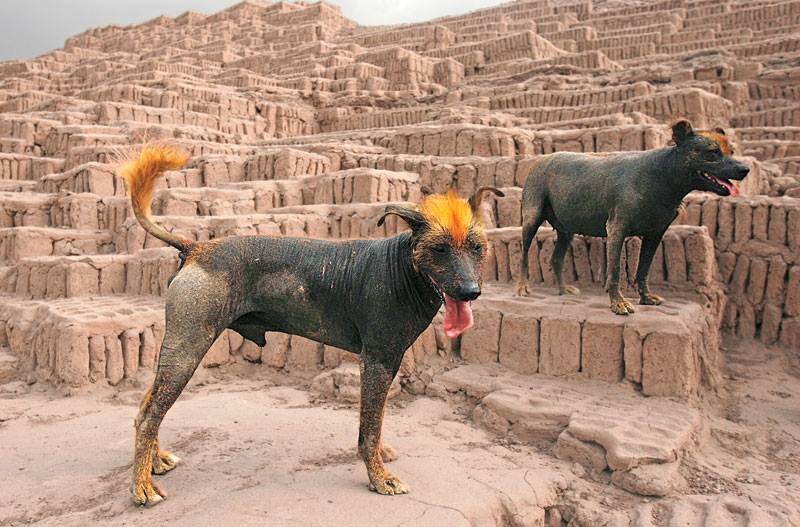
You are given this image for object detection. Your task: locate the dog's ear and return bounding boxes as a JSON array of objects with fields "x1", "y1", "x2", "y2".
[
  {"x1": 377, "y1": 205, "x2": 427, "y2": 232},
  {"x1": 714, "y1": 127, "x2": 726, "y2": 136},
  {"x1": 468, "y1": 186, "x2": 505, "y2": 214},
  {"x1": 672, "y1": 120, "x2": 694, "y2": 144}
]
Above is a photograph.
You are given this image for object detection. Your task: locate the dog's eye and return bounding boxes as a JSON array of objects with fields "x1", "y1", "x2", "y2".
[
  {"x1": 432, "y1": 245, "x2": 448, "y2": 254},
  {"x1": 469, "y1": 241, "x2": 483, "y2": 253}
]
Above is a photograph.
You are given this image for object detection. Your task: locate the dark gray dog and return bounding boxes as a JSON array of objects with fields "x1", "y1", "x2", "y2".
[
  {"x1": 517, "y1": 120, "x2": 749, "y2": 314},
  {"x1": 119, "y1": 145, "x2": 501, "y2": 505}
]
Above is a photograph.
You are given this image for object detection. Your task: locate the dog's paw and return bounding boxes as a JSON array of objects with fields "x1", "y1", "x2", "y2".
[
  {"x1": 380, "y1": 443, "x2": 399, "y2": 463},
  {"x1": 639, "y1": 293, "x2": 663, "y2": 306},
  {"x1": 560, "y1": 285, "x2": 580, "y2": 296},
  {"x1": 369, "y1": 472, "x2": 410, "y2": 495},
  {"x1": 151, "y1": 450, "x2": 181, "y2": 475},
  {"x1": 132, "y1": 477, "x2": 166, "y2": 507},
  {"x1": 610, "y1": 298, "x2": 635, "y2": 315},
  {"x1": 516, "y1": 280, "x2": 530, "y2": 297}
]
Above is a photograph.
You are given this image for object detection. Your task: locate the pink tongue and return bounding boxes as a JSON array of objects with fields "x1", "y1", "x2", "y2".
[
  {"x1": 443, "y1": 294, "x2": 474, "y2": 339},
  {"x1": 713, "y1": 175, "x2": 740, "y2": 197}
]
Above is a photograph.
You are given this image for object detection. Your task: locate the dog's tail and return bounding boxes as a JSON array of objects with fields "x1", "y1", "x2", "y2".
[{"x1": 118, "y1": 144, "x2": 193, "y2": 253}]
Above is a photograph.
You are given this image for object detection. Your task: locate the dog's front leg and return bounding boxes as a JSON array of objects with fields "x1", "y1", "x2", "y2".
[
  {"x1": 636, "y1": 233, "x2": 665, "y2": 306},
  {"x1": 605, "y1": 220, "x2": 636, "y2": 315},
  {"x1": 358, "y1": 357, "x2": 408, "y2": 495}
]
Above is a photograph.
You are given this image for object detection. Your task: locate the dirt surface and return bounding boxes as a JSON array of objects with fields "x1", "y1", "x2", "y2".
[{"x1": 1, "y1": 337, "x2": 798, "y2": 527}]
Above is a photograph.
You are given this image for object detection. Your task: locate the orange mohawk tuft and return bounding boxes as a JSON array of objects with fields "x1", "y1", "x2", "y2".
[
  {"x1": 697, "y1": 130, "x2": 734, "y2": 156},
  {"x1": 419, "y1": 189, "x2": 474, "y2": 244}
]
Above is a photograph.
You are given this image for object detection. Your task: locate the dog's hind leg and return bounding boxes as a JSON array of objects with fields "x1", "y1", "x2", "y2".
[
  {"x1": 605, "y1": 221, "x2": 635, "y2": 315},
  {"x1": 553, "y1": 230, "x2": 580, "y2": 296},
  {"x1": 358, "y1": 357, "x2": 408, "y2": 495},
  {"x1": 636, "y1": 233, "x2": 665, "y2": 306},
  {"x1": 132, "y1": 268, "x2": 230, "y2": 506},
  {"x1": 518, "y1": 206, "x2": 544, "y2": 296}
]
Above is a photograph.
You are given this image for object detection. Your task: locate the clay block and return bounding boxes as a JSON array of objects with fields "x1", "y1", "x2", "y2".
[
  {"x1": 262, "y1": 332, "x2": 289, "y2": 369},
  {"x1": 287, "y1": 335, "x2": 322, "y2": 369},
  {"x1": 539, "y1": 317, "x2": 581, "y2": 376},
  {"x1": 641, "y1": 331, "x2": 694, "y2": 397},
  {"x1": 460, "y1": 307, "x2": 501, "y2": 364},
  {"x1": 582, "y1": 321, "x2": 624, "y2": 382},
  {"x1": 498, "y1": 313, "x2": 538, "y2": 374}
]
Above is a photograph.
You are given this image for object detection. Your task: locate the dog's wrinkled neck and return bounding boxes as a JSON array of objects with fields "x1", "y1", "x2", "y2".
[
  {"x1": 659, "y1": 146, "x2": 697, "y2": 204},
  {"x1": 396, "y1": 232, "x2": 444, "y2": 318}
]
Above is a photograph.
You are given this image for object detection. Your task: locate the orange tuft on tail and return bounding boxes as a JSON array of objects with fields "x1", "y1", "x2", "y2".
[
  {"x1": 419, "y1": 189, "x2": 474, "y2": 244},
  {"x1": 118, "y1": 145, "x2": 193, "y2": 252}
]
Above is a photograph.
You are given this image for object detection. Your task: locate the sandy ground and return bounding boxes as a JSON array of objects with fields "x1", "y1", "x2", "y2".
[{"x1": 0, "y1": 337, "x2": 798, "y2": 527}]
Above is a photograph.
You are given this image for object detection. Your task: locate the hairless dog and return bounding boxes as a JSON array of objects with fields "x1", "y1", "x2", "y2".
[
  {"x1": 517, "y1": 120, "x2": 749, "y2": 314},
  {"x1": 119, "y1": 145, "x2": 503, "y2": 505}
]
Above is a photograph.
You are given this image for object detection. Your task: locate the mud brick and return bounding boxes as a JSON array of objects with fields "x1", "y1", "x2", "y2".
[
  {"x1": 761, "y1": 305, "x2": 783, "y2": 345},
  {"x1": 768, "y1": 205, "x2": 786, "y2": 245},
  {"x1": 786, "y1": 266, "x2": 800, "y2": 317},
  {"x1": 203, "y1": 331, "x2": 230, "y2": 367},
  {"x1": 287, "y1": 335, "x2": 322, "y2": 370},
  {"x1": 700, "y1": 197, "x2": 718, "y2": 238},
  {"x1": 461, "y1": 307, "x2": 501, "y2": 364},
  {"x1": 623, "y1": 326, "x2": 643, "y2": 384},
  {"x1": 582, "y1": 320, "x2": 624, "y2": 382},
  {"x1": 498, "y1": 313, "x2": 538, "y2": 374},
  {"x1": 661, "y1": 231, "x2": 686, "y2": 283},
  {"x1": 642, "y1": 331, "x2": 694, "y2": 397},
  {"x1": 746, "y1": 259, "x2": 768, "y2": 305},
  {"x1": 262, "y1": 332, "x2": 289, "y2": 369},
  {"x1": 539, "y1": 316, "x2": 581, "y2": 376},
  {"x1": 104, "y1": 334, "x2": 124, "y2": 385}
]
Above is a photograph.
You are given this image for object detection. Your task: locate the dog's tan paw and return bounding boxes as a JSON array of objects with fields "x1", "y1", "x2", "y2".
[
  {"x1": 639, "y1": 293, "x2": 663, "y2": 306},
  {"x1": 369, "y1": 472, "x2": 410, "y2": 495},
  {"x1": 610, "y1": 298, "x2": 635, "y2": 315},
  {"x1": 152, "y1": 450, "x2": 181, "y2": 475},
  {"x1": 132, "y1": 477, "x2": 166, "y2": 507},
  {"x1": 516, "y1": 280, "x2": 530, "y2": 297}
]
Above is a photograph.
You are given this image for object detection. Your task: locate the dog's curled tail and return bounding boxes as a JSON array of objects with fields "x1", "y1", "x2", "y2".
[{"x1": 118, "y1": 144, "x2": 193, "y2": 253}]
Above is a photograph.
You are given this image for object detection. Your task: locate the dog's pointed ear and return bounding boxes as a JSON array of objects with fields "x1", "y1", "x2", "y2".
[
  {"x1": 714, "y1": 127, "x2": 726, "y2": 136},
  {"x1": 672, "y1": 120, "x2": 694, "y2": 144},
  {"x1": 468, "y1": 186, "x2": 505, "y2": 214},
  {"x1": 377, "y1": 205, "x2": 426, "y2": 232}
]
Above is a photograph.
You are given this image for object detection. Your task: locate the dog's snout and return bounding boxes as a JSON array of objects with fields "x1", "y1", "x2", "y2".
[{"x1": 456, "y1": 282, "x2": 481, "y2": 301}]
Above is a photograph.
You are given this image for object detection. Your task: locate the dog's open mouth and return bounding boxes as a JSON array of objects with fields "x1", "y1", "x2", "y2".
[
  {"x1": 430, "y1": 279, "x2": 474, "y2": 338},
  {"x1": 699, "y1": 171, "x2": 740, "y2": 197},
  {"x1": 443, "y1": 293, "x2": 474, "y2": 339}
]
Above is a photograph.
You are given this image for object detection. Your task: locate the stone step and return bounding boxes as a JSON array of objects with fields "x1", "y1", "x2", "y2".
[
  {"x1": 0, "y1": 226, "x2": 115, "y2": 262},
  {"x1": 0, "y1": 191, "x2": 128, "y2": 230},
  {"x1": 116, "y1": 202, "x2": 407, "y2": 253},
  {"x1": 455, "y1": 283, "x2": 720, "y2": 398},
  {"x1": 151, "y1": 168, "x2": 420, "y2": 215},
  {"x1": 0, "y1": 153, "x2": 65, "y2": 181},
  {"x1": 434, "y1": 363, "x2": 703, "y2": 495},
  {"x1": 485, "y1": 225, "x2": 721, "y2": 298},
  {"x1": 0, "y1": 294, "x2": 442, "y2": 390},
  {"x1": 2, "y1": 249, "x2": 178, "y2": 299}
]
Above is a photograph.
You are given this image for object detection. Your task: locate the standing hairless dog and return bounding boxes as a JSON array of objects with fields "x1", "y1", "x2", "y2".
[
  {"x1": 517, "y1": 120, "x2": 749, "y2": 314},
  {"x1": 119, "y1": 145, "x2": 503, "y2": 505}
]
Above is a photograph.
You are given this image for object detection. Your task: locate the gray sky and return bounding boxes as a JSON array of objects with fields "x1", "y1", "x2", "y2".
[{"x1": 0, "y1": 0, "x2": 507, "y2": 62}]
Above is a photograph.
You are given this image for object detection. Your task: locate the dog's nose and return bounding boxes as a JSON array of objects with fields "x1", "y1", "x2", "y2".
[
  {"x1": 737, "y1": 166, "x2": 750, "y2": 178},
  {"x1": 455, "y1": 282, "x2": 481, "y2": 301}
]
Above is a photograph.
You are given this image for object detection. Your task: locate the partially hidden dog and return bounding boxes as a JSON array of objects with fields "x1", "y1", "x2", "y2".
[
  {"x1": 517, "y1": 120, "x2": 749, "y2": 314},
  {"x1": 119, "y1": 145, "x2": 503, "y2": 505}
]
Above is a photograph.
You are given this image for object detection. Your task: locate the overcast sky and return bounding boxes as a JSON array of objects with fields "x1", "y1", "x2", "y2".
[{"x1": 0, "y1": 0, "x2": 507, "y2": 61}]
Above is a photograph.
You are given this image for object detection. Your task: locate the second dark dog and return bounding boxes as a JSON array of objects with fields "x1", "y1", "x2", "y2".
[
  {"x1": 517, "y1": 120, "x2": 749, "y2": 314},
  {"x1": 119, "y1": 145, "x2": 502, "y2": 505}
]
